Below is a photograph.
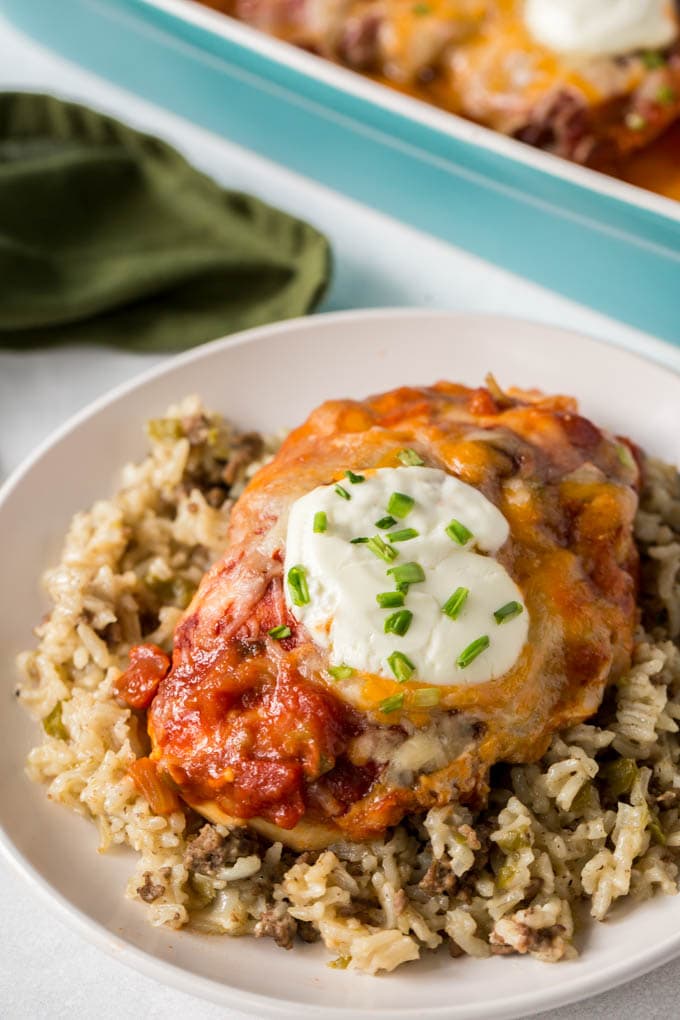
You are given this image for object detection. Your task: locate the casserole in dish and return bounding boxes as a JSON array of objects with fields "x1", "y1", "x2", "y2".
[
  {"x1": 216, "y1": 0, "x2": 680, "y2": 183},
  {"x1": 6, "y1": 0, "x2": 680, "y2": 342}
]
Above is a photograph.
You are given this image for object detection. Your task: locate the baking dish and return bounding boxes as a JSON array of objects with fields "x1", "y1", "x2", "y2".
[{"x1": 4, "y1": 0, "x2": 680, "y2": 343}]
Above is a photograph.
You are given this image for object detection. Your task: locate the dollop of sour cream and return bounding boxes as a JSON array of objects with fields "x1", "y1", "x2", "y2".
[
  {"x1": 524, "y1": 0, "x2": 678, "y2": 59},
  {"x1": 283, "y1": 466, "x2": 528, "y2": 688}
]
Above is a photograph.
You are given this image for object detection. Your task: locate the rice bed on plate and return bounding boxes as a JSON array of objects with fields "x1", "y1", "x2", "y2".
[{"x1": 17, "y1": 397, "x2": 680, "y2": 974}]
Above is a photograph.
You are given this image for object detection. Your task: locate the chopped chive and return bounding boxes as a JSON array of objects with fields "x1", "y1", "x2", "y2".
[
  {"x1": 396, "y1": 581, "x2": 411, "y2": 594},
  {"x1": 642, "y1": 50, "x2": 665, "y2": 69},
  {"x1": 334, "y1": 484, "x2": 351, "y2": 500},
  {"x1": 442, "y1": 587, "x2": 470, "y2": 621},
  {"x1": 397, "y1": 448, "x2": 424, "y2": 466},
  {"x1": 328, "y1": 664, "x2": 355, "y2": 680},
  {"x1": 445, "y1": 518, "x2": 473, "y2": 545},
  {"x1": 387, "y1": 651, "x2": 416, "y2": 682},
  {"x1": 287, "y1": 565, "x2": 310, "y2": 607},
  {"x1": 625, "y1": 111, "x2": 647, "y2": 132},
  {"x1": 411, "y1": 688, "x2": 441, "y2": 708},
  {"x1": 350, "y1": 536, "x2": 369, "y2": 544},
  {"x1": 657, "y1": 84, "x2": 676, "y2": 106},
  {"x1": 615, "y1": 442, "x2": 635, "y2": 470},
  {"x1": 313, "y1": 511, "x2": 327, "y2": 534},
  {"x1": 376, "y1": 591, "x2": 405, "y2": 608},
  {"x1": 366, "y1": 535, "x2": 399, "y2": 563},
  {"x1": 379, "y1": 692, "x2": 405, "y2": 714},
  {"x1": 345, "y1": 469, "x2": 365, "y2": 484},
  {"x1": 387, "y1": 527, "x2": 419, "y2": 543},
  {"x1": 268, "y1": 625, "x2": 291, "y2": 640},
  {"x1": 457, "y1": 635, "x2": 490, "y2": 669},
  {"x1": 375, "y1": 515, "x2": 397, "y2": 530},
  {"x1": 387, "y1": 492, "x2": 415, "y2": 519},
  {"x1": 387, "y1": 562, "x2": 425, "y2": 586},
  {"x1": 384, "y1": 609, "x2": 413, "y2": 636},
  {"x1": 494, "y1": 601, "x2": 523, "y2": 625}
]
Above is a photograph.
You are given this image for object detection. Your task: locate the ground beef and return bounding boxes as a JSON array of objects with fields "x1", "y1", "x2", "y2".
[
  {"x1": 515, "y1": 89, "x2": 592, "y2": 162},
  {"x1": 254, "y1": 905, "x2": 298, "y2": 950},
  {"x1": 338, "y1": 12, "x2": 381, "y2": 69},
  {"x1": 392, "y1": 888, "x2": 407, "y2": 916},
  {"x1": 205, "y1": 486, "x2": 230, "y2": 508},
  {"x1": 183, "y1": 823, "x2": 261, "y2": 876},
  {"x1": 490, "y1": 920, "x2": 567, "y2": 960},
  {"x1": 297, "y1": 920, "x2": 321, "y2": 943},
  {"x1": 221, "y1": 432, "x2": 264, "y2": 487},
  {"x1": 136, "y1": 872, "x2": 166, "y2": 903},
  {"x1": 489, "y1": 939, "x2": 516, "y2": 956},
  {"x1": 519, "y1": 879, "x2": 542, "y2": 905},
  {"x1": 448, "y1": 937, "x2": 465, "y2": 958},
  {"x1": 419, "y1": 859, "x2": 458, "y2": 895}
]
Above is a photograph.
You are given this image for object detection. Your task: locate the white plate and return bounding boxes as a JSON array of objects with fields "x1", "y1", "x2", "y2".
[{"x1": 1, "y1": 309, "x2": 680, "y2": 1020}]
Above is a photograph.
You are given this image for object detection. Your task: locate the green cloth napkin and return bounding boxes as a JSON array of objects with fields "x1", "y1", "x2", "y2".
[{"x1": 0, "y1": 92, "x2": 331, "y2": 351}]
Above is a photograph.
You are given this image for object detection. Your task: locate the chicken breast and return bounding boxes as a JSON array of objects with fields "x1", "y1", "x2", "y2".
[{"x1": 138, "y1": 381, "x2": 639, "y2": 849}]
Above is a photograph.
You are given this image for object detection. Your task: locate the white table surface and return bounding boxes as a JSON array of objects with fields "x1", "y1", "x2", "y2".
[{"x1": 1, "y1": 13, "x2": 679, "y2": 1019}]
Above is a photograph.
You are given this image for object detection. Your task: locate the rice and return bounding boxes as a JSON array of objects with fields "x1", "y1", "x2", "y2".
[{"x1": 16, "y1": 397, "x2": 680, "y2": 973}]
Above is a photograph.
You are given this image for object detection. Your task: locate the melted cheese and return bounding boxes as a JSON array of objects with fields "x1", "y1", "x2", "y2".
[
  {"x1": 621, "y1": 121, "x2": 680, "y2": 199},
  {"x1": 381, "y1": 0, "x2": 609, "y2": 126},
  {"x1": 283, "y1": 466, "x2": 528, "y2": 687}
]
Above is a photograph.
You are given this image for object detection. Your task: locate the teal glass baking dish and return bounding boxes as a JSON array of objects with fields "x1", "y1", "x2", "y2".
[{"x1": 4, "y1": 0, "x2": 680, "y2": 343}]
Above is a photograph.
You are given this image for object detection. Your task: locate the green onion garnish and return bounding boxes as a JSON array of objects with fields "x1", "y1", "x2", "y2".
[
  {"x1": 268, "y1": 625, "x2": 291, "y2": 640},
  {"x1": 376, "y1": 591, "x2": 405, "y2": 608},
  {"x1": 334, "y1": 484, "x2": 351, "y2": 500},
  {"x1": 396, "y1": 581, "x2": 410, "y2": 594},
  {"x1": 375, "y1": 515, "x2": 397, "y2": 530},
  {"x1": 626, "y1": 111, "x2": 647, "y2": 132},
  {"x1": 397, "y1": 448, "x2": 424, "y2": 466},
  {"x1": 387, "y1": 562, "x2": 425, "y2": 586},
  {"x1": 313, "y1": 511, "x2": 327, "y2": 534},
  {"x1": 494, "y1": 601, "x2": 523, "y2": 625},
  {"x1": 328, "y1": 664, "x2": 355, "y2": 680},
  {"x1": 366, "y1": 535, "x2": 398, "y2": 563},
  {"x1": 350, "y1": 536, "x2": 369, "y2": 544},
  {"x1": 287, "y1": 565, "x2": 310, "y2": 607},
  {"x1": 411, "y1": 688, "x2": 441, "y2": 708},
  {"x1": 387, "y1": 651, "x2": 416, "y2": 682},
  {"x1": 345, "y1": 470, "x2": 365, "y2": 484},
  {"x1": 387, "y1": 528, "x2": 419, "y2": 543},
  {"x1": 445, "y1": 519, "x2": 473, "y2": 545},
  {"x1": 442, "y1": 587, "x2": 469, "y2": 620},
  {"x1": 642, "y1": 51, "x2": 665, "y2": 69},
  {"x1": 657, "y1": 84, "x2": 676, "y2": 106},
  {"x1": 387, "y1": 492, "x2": 415, "y2": 519},
  {"x1": 615, "y1": 443, "x2": 635, "y2": 470},
  {"x1": 384, "y1": 609, "x2": 413, "y2": 636},
  {"x1": 456, "y1": 635, "x2": 490, "y2": 669},
  {"x1": 379, "y1": 692, "x2": 405, "y2": 714}
]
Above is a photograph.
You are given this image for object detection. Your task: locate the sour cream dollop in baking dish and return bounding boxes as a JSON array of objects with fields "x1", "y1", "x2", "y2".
[
  {"x1": 283, "y1": 466, "x2": 528, "y2": 686},
  {"x1": 525, "y1": 0, "x2": 678, "y2": 58}
]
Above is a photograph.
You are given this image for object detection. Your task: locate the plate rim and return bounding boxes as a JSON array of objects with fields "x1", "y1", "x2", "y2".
[
  {"x1": 2, "y1": 307, "x2": 680, "y2": 1020},
  {"x1": 0, "y1": 308, "x2": 679, "y2": 517}
]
